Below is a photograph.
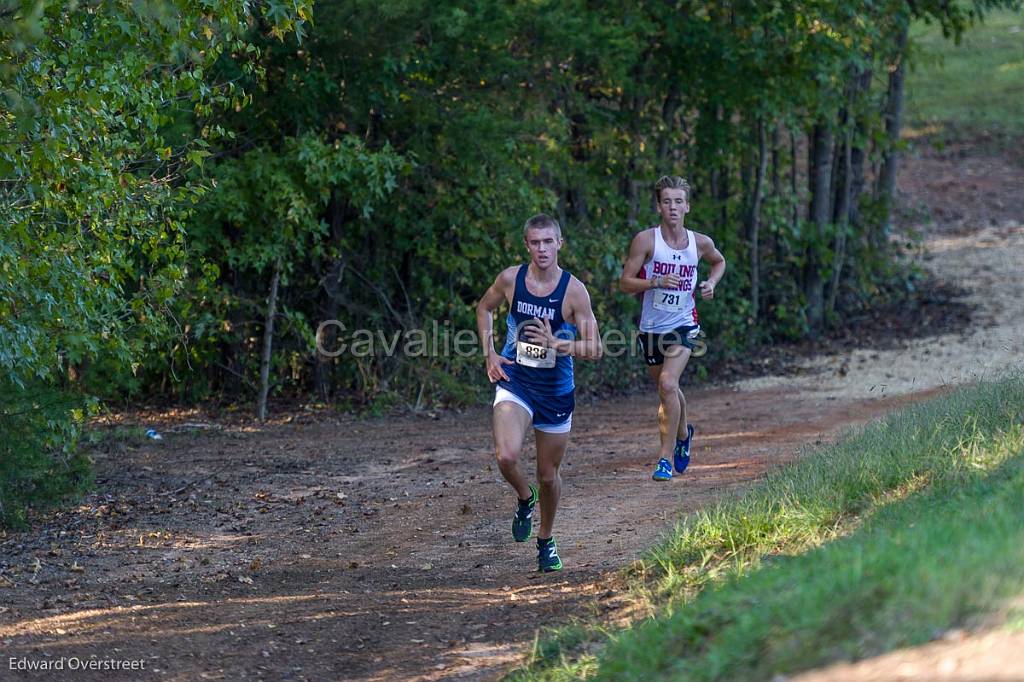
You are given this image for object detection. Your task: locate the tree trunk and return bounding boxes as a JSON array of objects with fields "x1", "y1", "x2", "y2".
[
  {"x1": 848, "y1": 67, "x2": 873, "y2": 232},
  {"x1": 315, "y1": 258, "x2": 345, "y2": 401},
  {"x1": 805, "y1": 122, "x2": 834, "y2": 332},
  {"x1": 827, "y1": 132, "x2": 853, "y2": 317},
  {"x1": 790, "y1": 128, "x2": 799, "y2": 228},
  {"x1": 315, "y1": 192, "x2": 353, "y2": 402},
  {"x1": 626, "y1": 174, "x2": 642, "y2": 227},
  {"x1": 746, "y1": 118, "x2": 768, "y2": 322},
  {"x1": 709, "y1": 166, "x2": 719, "y2": 213},
  {"x1": 219, "y1": 263, "x2": 248, "y2": 397},
  {"x1": 566, "y1": 111, "x2": 591, "y2": 225},
  {"x1": 767, "y1": 123, "x2": 783, "y2": 267},
  {"x1": 656, "y1": 86, "x2": 680, "y2": 166},
  {"x1": 717, "y1": 105, "x2": 730, "y2": 228},
  {"x1": 876, "y1": 19, "x2": 909, "y2": 248},
  {"x1": 827, "y1": 77, "x2": 856, "y2": 319},
  {"x1": 771, "y1": 124, "x2": 782, "y2": 199},
  {"x1": 257, "y1": 260, "x2": 282, "y2": 421}
]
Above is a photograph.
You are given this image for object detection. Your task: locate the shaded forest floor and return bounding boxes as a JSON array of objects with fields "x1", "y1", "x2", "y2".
[{"x1": 1, "y1": 136, "x2": 1023, "y2": 681}]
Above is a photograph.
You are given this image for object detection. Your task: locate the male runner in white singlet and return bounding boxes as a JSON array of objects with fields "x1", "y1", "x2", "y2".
[
  {"x1": 619, "y1": 176, "x2": 726, "y2": 481},
  {"x1": 476, "y1": 214, "x2": 602, "y2": 572}
]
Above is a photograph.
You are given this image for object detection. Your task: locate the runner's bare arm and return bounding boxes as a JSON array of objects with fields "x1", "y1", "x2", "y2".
[
  {"x1": 522, "y1": 279, "x2": 602, "y2": 360},
  {"x1": 619, "y1": 230, "x2": 679, "y2": 292},
  {"x1": 565, "y1": 279, "x2": 602, "y2": 359},
  {"x1": 695, "y1": 233, "x2": 726, "y2": 300},
  {"x1": 476, "y1": 267, "x2": 517, "y2": 382}
]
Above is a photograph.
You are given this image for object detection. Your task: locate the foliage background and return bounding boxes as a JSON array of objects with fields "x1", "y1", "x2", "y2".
[
  {"x1": 148, "y1": 0, "x2": 1019, "y2": 410},
  {"x1": 1, "y1": 0, "x2": 1020, "y2": 524},
  {"x1": 0, "y1": 0, "x2": 312, "y2": 526}
]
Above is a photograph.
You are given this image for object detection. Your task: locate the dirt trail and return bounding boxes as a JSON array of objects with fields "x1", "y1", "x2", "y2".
[
  {"x1": 0, "y1": 388, "x2": 943, "y2": 682},
  {"x1": 789, "y1": 629, "x2": 1024, "y2": 682},
  {"x1": 1, "y1": 139, "x2": 1022, "y2": 682}
]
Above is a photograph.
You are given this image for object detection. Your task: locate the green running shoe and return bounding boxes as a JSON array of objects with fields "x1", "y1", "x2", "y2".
[
  {"x1": 512, "y1": 484, "x2": 538, "y2": 542},
  {"x1": 537, "y1": 536, "x2": 562, "y2": 572}
]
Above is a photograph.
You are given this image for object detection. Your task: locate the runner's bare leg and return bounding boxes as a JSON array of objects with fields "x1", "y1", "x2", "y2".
[
  {"x1": 534, "y1": 430, "x2": 569, "y2": 539},
  {"x1": 650, "y1": 364, "x2": 691, "y2": 443},
  {"x1": 493, "y1": 401, "x2": 533, "y2": 500},
  {"x1": 647, "y1": 346, "x2": 691, "y2": 459}
]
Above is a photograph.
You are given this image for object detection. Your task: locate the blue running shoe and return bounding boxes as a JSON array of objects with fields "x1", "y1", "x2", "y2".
[
  {"x1": 537, "y1": 536, "x2": 562, "y2": 572},
  {"x1": 674, "y1": 424, "x2": 694, "y2": 473},
  {"x1": 652, "y1": 458, "x2": 673, "y2": 481},
  {"x1": 512, "y1": 484, "x2": 538, "y2": 542}
]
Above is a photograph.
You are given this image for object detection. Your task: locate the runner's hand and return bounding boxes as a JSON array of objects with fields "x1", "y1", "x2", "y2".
[
  {"x1": 486, "y1": 352, "x2": 514, "y2": 383},
  {"x1": 656, "y1": 273, "x2": 682, "y2": 290},
  {"x1": 699, "y1": 280, "x2": 715, "y2": 299},
  {"x1": 522, "y1": 317, "x2": 557, "y2": 348}
]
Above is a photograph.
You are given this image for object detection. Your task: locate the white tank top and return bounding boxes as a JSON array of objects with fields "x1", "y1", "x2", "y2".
[{"x1": 639, "y1": 226, "x2": 699, "y2": 333}]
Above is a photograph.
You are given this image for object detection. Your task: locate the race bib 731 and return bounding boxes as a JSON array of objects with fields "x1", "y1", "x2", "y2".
[{"x1": 652, "y1": 290, "x2": 685, "y2": 312}]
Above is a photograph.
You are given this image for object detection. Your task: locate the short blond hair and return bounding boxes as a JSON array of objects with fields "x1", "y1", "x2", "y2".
[
  {"x1": 654, "y1": 175, "x2": 690, "y2": 202},
  {"x1": 522, "y1": 213, "x2": 562, "y2": 240}
]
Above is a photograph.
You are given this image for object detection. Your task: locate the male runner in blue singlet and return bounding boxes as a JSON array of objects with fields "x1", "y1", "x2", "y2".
[
  {"x1": 476, "y1": 214, "x2": 602, "y2": 572},
  {"x1": 619, "y1": 176, "x2": 726, "y2": 481}
]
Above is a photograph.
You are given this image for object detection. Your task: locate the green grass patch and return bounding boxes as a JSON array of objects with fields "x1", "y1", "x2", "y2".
[
  {"x1": 509, "y1": 373, "x2": 1024, "y2": 681},
  {"x1": 520, "y1": 621, "x2": 603, "y2": 680},
  {"x1": 906, "y1": 9, "x2": 1024, "y2": 137},
  {"x1": 1008, "y1": 606, "x2": 1024, "y2": 632}
]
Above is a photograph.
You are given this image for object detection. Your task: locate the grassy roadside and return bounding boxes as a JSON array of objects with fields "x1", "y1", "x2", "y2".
[
  {"x1": 509, "y1": 373, "x2": 1024, "y2": 681},
  {"x1": 906, "y1": 9, "x2": 1024, "y2": 137}
]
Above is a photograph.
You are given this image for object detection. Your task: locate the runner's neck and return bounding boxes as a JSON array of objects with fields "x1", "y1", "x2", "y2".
[
  {"x1": 527, "y1": 262, "x2": 562, "y2": 286},
  {"x1": 659, "y1": 223, "x2": 689, "y2": 249}
]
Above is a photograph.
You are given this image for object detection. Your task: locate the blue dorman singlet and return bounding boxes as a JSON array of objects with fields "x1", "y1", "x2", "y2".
[{"x1": 499, "y1": 265, "x2": 577, "y2": 397}]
